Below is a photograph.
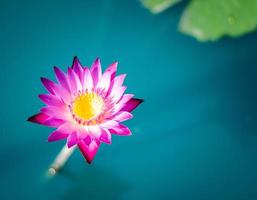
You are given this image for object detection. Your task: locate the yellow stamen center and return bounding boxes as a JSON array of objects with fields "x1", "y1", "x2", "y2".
[{"x1": 72, "y1": 92, "x2": 104, "y2": 121}]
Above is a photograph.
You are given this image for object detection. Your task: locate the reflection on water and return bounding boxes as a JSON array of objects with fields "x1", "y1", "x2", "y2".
[{"x1": 60, "y1": 167, "x2": 131, "y2": 200}]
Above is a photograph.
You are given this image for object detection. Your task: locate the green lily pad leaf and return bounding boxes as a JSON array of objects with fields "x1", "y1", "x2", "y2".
[
  {"x1": 140, "y1": 0, "x2": 182, "y2": 14},
  {"x1": 179, "y1": 0, "x2": 257, "y2": 41}
]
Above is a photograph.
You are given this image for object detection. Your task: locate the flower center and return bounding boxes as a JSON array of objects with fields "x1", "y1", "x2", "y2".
[{"x1": 72, "y1": 92, "x2": 104, "y2": 121}]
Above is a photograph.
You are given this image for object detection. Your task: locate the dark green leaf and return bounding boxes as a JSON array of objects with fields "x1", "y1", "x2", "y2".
[
  {"x1": 140, "y1": 0, "x2": 182, "y2": 14},
  {"x1": 179, "y1": 0, "x2": 257, "y2": 41}
]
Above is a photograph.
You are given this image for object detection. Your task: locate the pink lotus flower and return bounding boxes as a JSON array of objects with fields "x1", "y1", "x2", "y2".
[{"x1": 28, "y1": 57, "x2": 143, "y2": 163}]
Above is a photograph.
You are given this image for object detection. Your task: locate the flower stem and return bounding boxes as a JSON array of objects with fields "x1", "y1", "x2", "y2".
[{"x1": 48, "y1": 145, "x2": 75, "y2": 176}]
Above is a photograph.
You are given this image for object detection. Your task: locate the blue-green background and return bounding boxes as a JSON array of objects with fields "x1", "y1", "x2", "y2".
[{"x1": 1, "y1": 0, "x2": 257, "y2": 199}]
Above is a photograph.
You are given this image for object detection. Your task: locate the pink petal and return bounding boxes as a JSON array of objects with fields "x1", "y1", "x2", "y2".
[
  {"x1": 99, "y1": 129, "x2": 112, "y2": 144},
  {"x1": 96, "y1": 71, "x2": 111, "y2": 92},
  {"x1": 72, "y1": 56, "x2": 84, "y2": 82},
  {"x1": 57, "y1": 122, "x2": 76, "y2": 134},
  {"x1": 38, "y1": 94, "x2": 64, "y2": 107},
  {"x1": 40, "y1": 106, "x2": 69, "y2": 120},
  {"x1": 27, "y1": 112, "x2": 64, "y2": 127},
  {"x1": 100, "y1": 120, "x2": 119, "y2": 128},
  {"x1": 107, "y1": 74, "x2": 126, "y2": 96},
  {"x1": 67, "y1": 132, "x2": 78, "y2": 148},
  {"x1": 112, "y1": 94, "x2": 134, "y2": 114},
  {"x1": 113, "y1": 74, "x2": 126, "y2": 88},
  {"x1": 90, "y1": 58, "x2": 102, "y2": 86},
  {"x1": 78, "y1": 139, "x2": 100, "y2": 164},
  {"x1": 110, "y1": 86, "x2": 127, "y2": 103},
  {"x1": 68, "y1": 68, "x2": 82, "y2": 93},
  {"x1": 118, "y1": 94, "x2": 134, "y2": 104},
  {"x1": 82, "y1": 134, "x2": 92, "y2": 145},
  {"x1": 40, "y1": 77, "x2": 56, "y2": 95},
  {"x1": 48, "y1": 131, "x2": 68, "y2": 142},
  {"x1": 41, "y1": 77, "x2": 71, "y2": 104},
  {"x1": 111, "y1": 111, "x2": 133, "y2": 122},
  {"x1": 83, "y1": 68, "x2": 93, "y2": 91},
  {"x1": 105, "y1": 62, "x2": 118, "y2": 81},
  {"x1": 76, "y1": 128, "x2": 90, "y2": 140},
  {"x1": 27, "y1": 113, "x2": 50, "y2": 125},
  {"x1": 43, "y1": 118, "x2": 65, "y2": 127},
  {"x1": 51, "y1": 84, "x2": 72, "y2": 104},
  {"x1": 54, "y1": 67, "x2": 70, "y2": 92},
  {"x1": 88, "y1": 125, "x2": 102, "y2": 138},
  {"x1": 121, "y1": 98, "x2": 144, "y2": 112},
  {"x1": 109, "y1": 124, "x2": 132, "y2": 136}
]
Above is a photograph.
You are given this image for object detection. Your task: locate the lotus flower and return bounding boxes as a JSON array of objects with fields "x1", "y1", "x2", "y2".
[{"x1": 28, "y1": 57, "x2": 143, "y2": 163}]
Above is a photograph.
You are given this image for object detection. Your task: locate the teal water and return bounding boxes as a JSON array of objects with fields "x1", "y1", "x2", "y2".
[{"x1": 1, "y1": 0, "x2": 257, "y2": 199}]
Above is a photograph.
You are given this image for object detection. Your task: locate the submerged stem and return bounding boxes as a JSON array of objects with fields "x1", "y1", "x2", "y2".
[{"x1": 48, "y1": 145, "x2": 75, "y2": 176}]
